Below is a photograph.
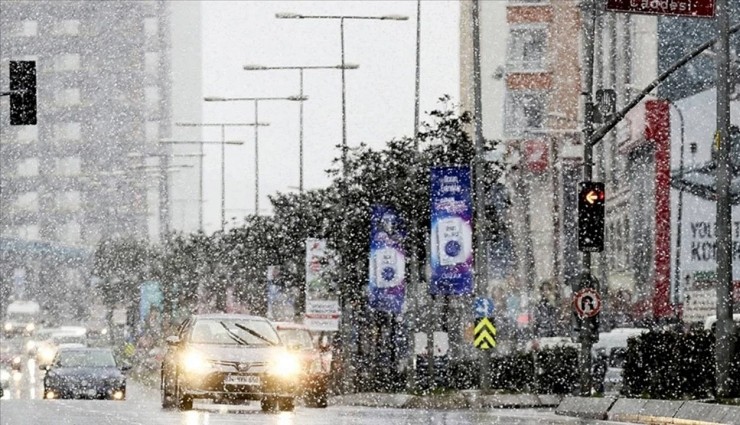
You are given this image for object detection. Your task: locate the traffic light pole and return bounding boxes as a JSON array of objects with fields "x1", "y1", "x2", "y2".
[{"x1": 579, "y1": 0, "x2": 596, "y2": 396}]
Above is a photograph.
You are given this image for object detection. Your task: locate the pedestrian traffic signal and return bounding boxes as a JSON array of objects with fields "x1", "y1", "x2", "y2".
[
  {"x1": 578, "y1": 181, "x2": 605, "y2": 252},
  {"x1": 9, "y1": 61, "x2": 37, "y2": 126}
]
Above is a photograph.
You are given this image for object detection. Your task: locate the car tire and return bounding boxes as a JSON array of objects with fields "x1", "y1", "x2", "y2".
[
  {"x1": 161, "y1": 370, "x2": 175, "y2": 409},
  {"x1": 278, "y1": 397, "x2": 295, "y2": 412},
  {"x1": 305, "y1": 387, "x2": 328, "y2": 408},
  {"x1": 260, "y1": 397, "x2": 276, "y2": 412},
  {"x1": 175, "y1": 377, "x2": 193, "y2": 411}
]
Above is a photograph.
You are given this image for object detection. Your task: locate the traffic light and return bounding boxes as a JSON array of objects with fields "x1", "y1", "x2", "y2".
[
  {"x1": 9, "y1": 60, "x2": 37, "y2": 125},
  {"x1": 578, "y1": 181, "x2": 605, "y2": 252}
]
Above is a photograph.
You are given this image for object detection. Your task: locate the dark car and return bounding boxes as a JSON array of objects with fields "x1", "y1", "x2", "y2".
[
  {"x1": 274, "y1": 322, "x2": 330, "y2": 408},
  {"x1": 42, "y1": 347, "x2": 128, "y2": 400},
  {"x1": 160, "y1": 314, "x2": 300, "y2": 412}
]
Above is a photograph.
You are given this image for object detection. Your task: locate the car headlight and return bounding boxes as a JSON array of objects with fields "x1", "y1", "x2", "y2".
[
  {"x1": 181, "y1": 351, "x2": 212, "y2": 374},
  {"x1": 12, "y1": 356, "x2": 21, "y2": 365},
  {"x1": 101, "y1": 328, "x2": 108, "y2": 335},
  {"x1": 39, "y1": 347, "x2": 55, "y2": 363},
  {"x1": 3, "y1": 323, "x2": 11, "y2": 331},
  {"x1": 269, "y1": 351, "x2": 301, "y2": 378},
  {"x1": 25, "y1": 323, "x2": 35, "y2": 332}
]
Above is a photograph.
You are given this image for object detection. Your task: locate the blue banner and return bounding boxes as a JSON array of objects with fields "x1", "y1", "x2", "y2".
[
  {"x1": 139, "y1": 280, "x2": 163, "y2": 323},
  {"x1": 430, "y1": 166, "x2": 474, "y2": 295},
  {"x1": 368, "y1": 205, "x2": 406, "y2": 313}
]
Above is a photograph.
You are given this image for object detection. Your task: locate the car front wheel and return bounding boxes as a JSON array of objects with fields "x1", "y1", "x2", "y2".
[
  {"x1": 175, "y1": 378, "x2": 193, "y2": 411},
  {"x1": 161, "y1": 370, "x2": 175, "y2": 409}
]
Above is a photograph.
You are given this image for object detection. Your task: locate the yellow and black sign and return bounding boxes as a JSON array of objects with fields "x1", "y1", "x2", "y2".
[{"x1": 474, "y1": 317, "x2": 497, "y2": 350}]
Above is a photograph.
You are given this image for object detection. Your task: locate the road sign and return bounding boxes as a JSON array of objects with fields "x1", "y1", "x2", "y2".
[
  {"x1": 473, "y1": 317, "x2": 497, "y2": 350},
  {"x1": 474, "y1": 297, "x2": 494, "y2": 318},
  {"x1": 605, "y1": 0, "x2": 715, "y2": 18},
  {"x1": 573, "y1": 288, "x2": 602, "y2": 318}
]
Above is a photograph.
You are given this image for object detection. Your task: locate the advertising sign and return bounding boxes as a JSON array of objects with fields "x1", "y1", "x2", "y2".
[
  {"x1": 368, "y1": 205, "x2": 406, "y2": 313},
  {"x1": 266, "y1": 266, "x2": 295, "y2": 322},
  {"x1": 429, "y1": 166, "x2": 474, "y2": 295},
  {"x1": 305, "y1": 239, "x2": 340, "y2": 331}
]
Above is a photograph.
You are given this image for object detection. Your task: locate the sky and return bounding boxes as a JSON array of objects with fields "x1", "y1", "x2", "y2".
[{"x1": 199, "y1": 0, "x2": 460, "y2": 231}]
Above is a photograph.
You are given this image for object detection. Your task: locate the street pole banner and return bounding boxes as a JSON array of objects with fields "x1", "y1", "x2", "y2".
[
  {"x1": 267, "y1": 266, "x2": 295, "y2": 322},
  {"x1": 429, "y1": 166, "x2": 474, "y2": 295},
  {"x1": 305, "y1": 238, "x2": 340, "y2": 331},
  {"x1": 368, "y1": 205, "x2": 406, "y2": 313}
]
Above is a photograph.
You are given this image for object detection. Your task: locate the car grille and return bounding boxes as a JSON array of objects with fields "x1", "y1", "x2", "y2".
[{"x1": 210, "y1": 360, "x2": 267, "y2": 373}]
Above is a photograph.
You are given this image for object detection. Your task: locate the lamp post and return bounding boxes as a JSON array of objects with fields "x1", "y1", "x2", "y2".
[
  {"x1": 275, "y1": 12, "x2": 408, "y2": 176},
  {"x1": 174, "y1": 123, "x2": 266, "y2": 231},
  {"x1": 203, "y1": 96, "x2": 306, "y2": 215},
  {"x1": 160, "y1": 139, "x2": 246, "y2": 232},
  {"x1": 242, "y1": 64, "x2": 358, "y2": 193},
  {"x1": 127, "y1": 152, "x2": 204, "y2": 233},
  {"x1": 277, "y1": 11, "x2": 409, "y2": 394}
]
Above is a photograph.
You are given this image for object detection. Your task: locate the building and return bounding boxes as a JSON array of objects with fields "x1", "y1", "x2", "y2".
[
  {"x1": 459, "y1": 0, "x2": 663, "y2": 330},
  {"x1": 0, "y1": 1, "x2": 172, "y2": 314}
]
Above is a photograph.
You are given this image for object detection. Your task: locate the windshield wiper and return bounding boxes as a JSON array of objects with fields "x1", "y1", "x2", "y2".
[
  {"x1": 233, "y1": 323, "x2": 276, "y2": 346},
  {"x1": 218, "y1": 322, "x2": 250, "y2": 346}
]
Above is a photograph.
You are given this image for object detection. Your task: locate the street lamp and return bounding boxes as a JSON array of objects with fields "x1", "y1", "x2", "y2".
[
  {"x1": 276, "y1": 12, "x2": 408, "y2": 176},
  {"x1": 203, "y1": 95, "x2": 306, "y2": 215},
  {"x1": 174, "y1": 123, "x2": 266, "y2": 232},
  {"x1": 243, "y1": 64, "x2": 359, "y2": 192}
]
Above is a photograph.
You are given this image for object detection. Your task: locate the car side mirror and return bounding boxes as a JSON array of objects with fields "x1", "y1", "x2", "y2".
[{"x1": 165, "y1": 335, "x2": 180, "y2": 346}]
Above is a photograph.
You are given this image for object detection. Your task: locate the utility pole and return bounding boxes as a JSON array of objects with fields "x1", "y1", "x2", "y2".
[
  {"x1": 471, "y1": 0, "x2": 491, "y2": 392},
  {"x1": 714, "y1": 0, "x2": 734, "y2": 399},
  {"x1": 579, "y1": 0, "x2": 597, "y2": 396}
]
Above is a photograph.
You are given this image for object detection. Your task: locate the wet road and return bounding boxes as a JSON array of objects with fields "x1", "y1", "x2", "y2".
[{"x1": 0, "y1": 355, "x2": 630, "y2": 425}]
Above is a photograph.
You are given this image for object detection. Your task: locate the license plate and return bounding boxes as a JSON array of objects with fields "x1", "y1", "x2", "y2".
[{"x1": 224, "y1": 374, "x2": 260, "y2": 386}]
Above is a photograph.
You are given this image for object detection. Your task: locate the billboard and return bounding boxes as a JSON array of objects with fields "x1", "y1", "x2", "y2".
[
  {"x1": 305, "y1": 239, "x2": 340, "y2": 331},
  {"x1": 368, "y1": 205, "x2": 406, "y2": 313},
  {"x1": 429, "y1": 166, "x2": 474, "y2": 296}
]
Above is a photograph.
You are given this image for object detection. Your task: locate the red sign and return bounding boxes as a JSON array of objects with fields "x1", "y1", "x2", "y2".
[
  {"x1": 522, "y1": 140, "x2": 549, "y2": 173},
  {"x1": 573, "y1": 288, "x2": 602, "y2": 318},
  {"x1": 606, "y1": 0, "x2": 715, "y2": 18}
]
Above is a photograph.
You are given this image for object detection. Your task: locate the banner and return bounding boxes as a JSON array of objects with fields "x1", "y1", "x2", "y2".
[
  {"x1": 368, "y1": 205, "x2": 406, "y2": 313},
  {"x1": 266, "y1": 266, "x2": 295, "y2": 322},
  {"x1": 429, "y1": 166, "x2": 474, "y2": 295},
  {"x1": 305, "y1": 239, "x2": 340, "y2": 331}
]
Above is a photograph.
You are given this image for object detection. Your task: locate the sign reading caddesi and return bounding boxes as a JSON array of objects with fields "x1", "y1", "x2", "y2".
[
  {"x1": 368, "y1": 205, "x2": 406, "y2": 314},
  {"x1": 305, "y1": 238, "x2": 340, "y2": 331},
  {"x1": 606, "y1": 0, "x2": 715, "y2": 18},
  {"x1": 429, "y1": 166, "x2": 474, "y2": 296}
]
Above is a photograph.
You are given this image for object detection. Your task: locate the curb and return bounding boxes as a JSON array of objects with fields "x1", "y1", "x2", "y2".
[
  {"x1": 556, "y1": 397, "x2": 740, "y2": 425},
  {"x1": 329, "y1": 391, "x2": 565, "y2": 410}
]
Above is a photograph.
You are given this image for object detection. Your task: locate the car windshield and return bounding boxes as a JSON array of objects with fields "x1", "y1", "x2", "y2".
[
  {"x1": 190, "y1": 319, "x2": 279, "y2": 346},
  {"x1": 55, "y1": 350, "x2": 116, "y2": 368},
  {"x1": 53, "y1": 335, "x2": 85, "y2": 345},
  {"x1": 278, "y1": 329, "x2": 314, "y2": 350}
]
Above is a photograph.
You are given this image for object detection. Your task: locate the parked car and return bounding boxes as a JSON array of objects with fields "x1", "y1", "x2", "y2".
[
  {"x1": 42, "y1": 347, "x2": 128, "y2": 400},
  {"x1": 593, "y1": 327, "x2": 648, "y2": 394},
  {"x1": 160, "y1": 314, "x2": 300, "y2": 412},
  {"x1": 274, "y1": 322, "x2": 331, "y2": 408}
]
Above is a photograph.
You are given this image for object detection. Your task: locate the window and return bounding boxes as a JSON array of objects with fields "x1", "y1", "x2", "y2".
[
  {"x1": 144, "y1": 17, "x2": 158, "y2": 37},
  {"x1": 145, "y1": 86, "x2": 160, "y2": 113},
  {"x1": 14, "y1": 192, "x2": 39, "y2": 212},
  {"x1": 16, "y1": 157, "x2": 39, "y2": 177},
  {"x1": 54, "y1": 122, "x2": 81, "y2": 141},
  {"x1": 145, "y1": 52, "x2": 159, "y2": 75},
  {"x1": 504, "y1": 90, "x2": 546, "y2": 137},
  {"x1": 15, "y1": 125, "x2": 38, "y2": 144},
  {"x1": 57, "y1": 191, "x2": 81, "y2": 211},
  {"x1": 507, "y1": 26, "x2": 547, "y2": 71},
  {"x1": 55, "y1": 157, "x2": 82, "y2": 176},
  {"x1": 55, "y1": 88, "x2": 81, "y2": 106},
  {"x1": 11, "y1": 20, "x2": 38, "y2": 37},
  {"x1": 145, "y1": 121, "x2": 160, "y2": 142},
  {"x1": 53, "y1": 19, "x2": 80, "y2": 36},
  {"x1": 54, "y1": 53, "x2": 81, "y2": 72}
]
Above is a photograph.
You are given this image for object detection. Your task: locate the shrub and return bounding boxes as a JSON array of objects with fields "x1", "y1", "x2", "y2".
[{"x1": 535, "y1": 346, "x2": 579, "y2": 394}]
